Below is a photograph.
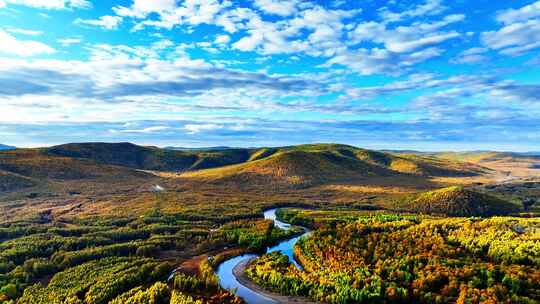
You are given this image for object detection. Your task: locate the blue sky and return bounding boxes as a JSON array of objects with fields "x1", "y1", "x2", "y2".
[{"x1": 0, "y1": 0, "x2": 539, "y2": 151}]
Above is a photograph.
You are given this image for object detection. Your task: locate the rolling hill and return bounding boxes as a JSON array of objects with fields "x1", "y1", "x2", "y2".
[
  {"x1": 0, "y1": 148, "x2": 157, "y2": 198},
  {"x1": 181, "y1": 144, "x2": 485, "y2": 188},
  {"x1": 44, "y1": 142, "x2": 254, "y2": 171},
  {"x1": 40, "y1": 143, "x2": 485, "y2": 181},
  {"x1": 0, "y1": 143, "x2": 487, "y2": 197},
  {"x1": 404, "y1": 186, "x2": 519, "y2": 216},
  {"x1": 0, "y1": 149, "x2": 149, "y2": 181}
]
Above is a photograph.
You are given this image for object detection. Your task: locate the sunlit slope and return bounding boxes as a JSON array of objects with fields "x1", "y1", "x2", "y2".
[
  {"x1": 0, "y1": 149, "x2": 147, "y2": 181},
  {"x1": 405, "y1": 186, "x2": 519, "y2": 216},
  {"x1": 0, "y1": 149, "x2": 156, "y2": 198},
  {"x1": 182, "y1": 144, "x2": 484, "y2": 187}
]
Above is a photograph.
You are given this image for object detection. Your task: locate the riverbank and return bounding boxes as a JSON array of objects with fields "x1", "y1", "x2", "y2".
[
  {"x1": 233, "y1": 258, "x2": 318, "y2": 304},
  {"x1": 215, "y1": 208, "x2": 314, "y2": 303}
]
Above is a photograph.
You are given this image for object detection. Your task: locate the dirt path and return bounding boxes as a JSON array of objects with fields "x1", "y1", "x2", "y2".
[{"x1": 233, "y1": 258, "x2": 320, "y2": 304}]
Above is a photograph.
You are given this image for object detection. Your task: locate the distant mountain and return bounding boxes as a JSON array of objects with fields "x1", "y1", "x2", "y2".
[
  {"x1": 393, "y1": 151, "x2": 540, "y2": 164},
  {"x1": 0, "y1": 144, "x2": 16, "y2": 151},
  {"x1": 519, "y1": 152, "x2": 540, "y2": 157},
  {"x1": 165, "y1": 146, "x2": 234, "y2": 151}
]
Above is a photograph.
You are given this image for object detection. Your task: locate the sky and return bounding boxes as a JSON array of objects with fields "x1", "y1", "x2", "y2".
[{"x1": 0, "y1": 0, "x2": 539, "y2": 151}]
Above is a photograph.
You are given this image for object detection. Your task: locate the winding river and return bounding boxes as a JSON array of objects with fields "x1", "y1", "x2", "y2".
[{"x1": 216, "y1": 208, "x2": 311, "y2": 304}]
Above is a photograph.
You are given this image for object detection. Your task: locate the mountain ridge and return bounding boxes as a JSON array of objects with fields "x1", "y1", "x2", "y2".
[{"x1": 0, "y1": 142, "x2": 487, "y2": 196}]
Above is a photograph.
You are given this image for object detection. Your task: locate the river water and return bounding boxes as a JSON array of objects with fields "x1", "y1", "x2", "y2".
[{"x1": 215, "y1": 208, "x2": 311, "y2": 304}]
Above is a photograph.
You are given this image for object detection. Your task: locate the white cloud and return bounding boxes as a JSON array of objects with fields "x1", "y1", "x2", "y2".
[
  {"x1": 379, "y1": 0, "x2": 447, "y2": 23},
  {"x1": 113, "y1": 126, "x2": 171, "y2": 133},
  {"x1": 451, "y1": 47, "x2": 488, "y2": 64},
  {"x1": 496, "y1": 1, "x2": 540, "y2": 24},
  {"x1": 215, "y1": 34, "x2": 230, "y2": 44},
  {"x1": 152, "y1": 39, "x2": 173, "y2": 50},
  {"x1": 461, "y1": 47, "x2": 488, "y2": 56},
  {"x1": 325, "y1": 48, "x2": 437, "y2": 76},
  {"x1": 482, "y1": 19, "x2": 540, "y2": 56},
  {"x1": 232, "y1": 6, "x2": 359, "y2": 56},
  {"x1": 184, "y1": 123, "x2": 221, "y2": 134},
  {"x1": 347, "y1": 73, "x2": 491, "y2": 100},
  {"x1": 118, "y1": 0, "x2": 230, "y2": 31},
  {"x1": 0, "y1": 41, "x2": 328, "y2": 124},
  {"x1": 254, "y1": 0, "x2": 298, "y2": 17},
  {"x1": 75, "y1": 15, "x2": 123, "y2": 30},
  {"x1": 352, "y1": 14, "x2": 464, "y2": 53},
  {"x1": 481, "y1": 1, "x2": 540, "y2": 56},
  {"x1": 233, "y1": 32, "x2": 263, "y2": 51},
  {"x1": 6, "y1": 28, "x2": 43, "y2": 36},
  {"x1": 386, "y1": 32, "x2": 459, "y2": 53},
  {"x1": 2, "y1": 0, "x2": 91, "y2": 9},
  {"x1": 114, "y1": 0, "x2": 176, "y2": 18},
  {"x1": 215, "y1": 7, "x2": 257, "y2": 33},
  {"x1": 338, "y1": 13, "x2": 465, "y2": 73},
  {"x1": 0, "y1": 29, "x2": 55, "y2": 56},
  {"x1": 58, "y1": 38, "x2": 81, "y2": 46},
  {"x1": 451, "y1": 54, "x2": 488, "y2": 65}
]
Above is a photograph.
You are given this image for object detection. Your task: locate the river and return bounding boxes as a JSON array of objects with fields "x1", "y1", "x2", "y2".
[{"x1": 215, "y1": 208, "x2": 311, "y2": 304}]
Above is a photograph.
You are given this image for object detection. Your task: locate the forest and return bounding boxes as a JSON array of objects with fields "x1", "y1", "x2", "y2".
[
  {"x1": 246, "y1": 209, "x2": 540, "y2": 303},
  {"x1": 0, "y1": 207, "x2": 295, "y2": 303}
]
